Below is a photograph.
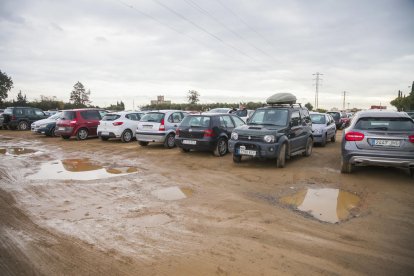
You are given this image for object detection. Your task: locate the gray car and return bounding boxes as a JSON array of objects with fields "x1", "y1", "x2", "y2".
[
  {"x1": 136, "y1": 110, "x2": 186, "y2": 148},
  {"x1": 341, "y1": 110, "x2": 414, "y2": 176},
  {"x1": 310, "y1": 112, "x2": 336, "y2": 146}
]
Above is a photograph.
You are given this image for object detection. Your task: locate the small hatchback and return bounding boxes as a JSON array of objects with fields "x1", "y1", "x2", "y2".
[
  {"x1": 175, "y1": 114, "x2": 245, "y2": 156},
  {"x1": 341, "y1": 110, "x2": 414, "y2": 176},
  {"x1": 55, "y1": 109, "x2": 104, "y2": 140},
  {"x1": 98, "y1": 111, "x2": 146, "y2": 142},
  {"x1": 309, "y1": 112, "x2": 337, "y2": 146},
  {"x1": 136, "y1": 110, "x2": 186, "y2": 148}
]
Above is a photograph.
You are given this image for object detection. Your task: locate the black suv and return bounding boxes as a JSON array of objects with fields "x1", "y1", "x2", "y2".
[
  {"x1": 175, "y1": 113, "x2": 245, "y2": 156},
  {"x1": 1, "y1": 107, "x2": 48, "y2": 130},
  {"x1": 228, "y1": 93, "x2": 313, "y2": 167}
]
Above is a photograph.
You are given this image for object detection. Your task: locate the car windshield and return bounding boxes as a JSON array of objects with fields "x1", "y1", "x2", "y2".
[
  {"x1": 328, "y1": 112, "x2": 340, "y2": 119},
  {"x1": 249, "y1": 109, "x2": 288, "y2": 126},
  {"x1": 310, "y1": 114, "x2": 326, "y2": 124},
  {"x1": 141, "y1": 112, "x2": 164, "y2": 123},
  {"x1": 235, "y1": 109, "x2": 248, "y2": 117},
  {"x1": 180, "y1": 116, "x2": 211, "y2": 128},
  {"x1": 50, "y1": 112, "x2": 61, "y2": 120},
  {"x1": 355, "y1": 117, "x2": 414, "y2": 131},
  {"x1": 102, "y1": 114, "x2": 121, "y2": 121},
  {"x1": 61, "y1": 111, "x2": 76, "y2": 120}
]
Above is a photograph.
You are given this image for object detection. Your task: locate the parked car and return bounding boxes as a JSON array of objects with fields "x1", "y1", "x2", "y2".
[
  {"x1": 309, "y1": 112, "x2": 337, "y2": 146},
  {"x1": 405, "y1": 111, "x2": 414, "y2": 119},
  {"x1": 341, "y1": 110, "x2": 414, "y2": 177},
  {"x1": 1, "y1": 107, "x2": 48, "y2": 130},
  {"x1": 175, "y1": 113, "x2": 246, "y2": 156},
  {"x1": 206, "y1": 108, "x2": 233, "y2": 114},
  {"x1": 228, "y1": 93, "x2": 313, "y2": 167},
  {"x1": 136, "y1": 110, "x2": 186, "y2": 148},
  {"x1": 31, "y1": 112, "x2": 62, "y2": 136},
  {"x1": 97, "y1": 111, "x2": 146, "y2": 142},
  {"x1": 55, "y1": 109, "x2": 103, "y2": 140},
  {"x1": 44, "y1": 110, "x2": 60, "y2": 117},
  {"x1": 234, "y1": 108, "x2": 254, "y2": 122},
  {"x1": 327, "y1": 111, "x2": 347, "y2": 129}
]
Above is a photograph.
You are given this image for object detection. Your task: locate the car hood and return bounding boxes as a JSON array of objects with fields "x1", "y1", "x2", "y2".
[
  {"x1": 311, "y1": 124, "x2": 326, "y2": 131},
  {"x1": 234, "y1": 124, "x2": 288, "y2": 136},
  {"x1": 33, "y1": 118, "x2": 56, "y2": 125}
]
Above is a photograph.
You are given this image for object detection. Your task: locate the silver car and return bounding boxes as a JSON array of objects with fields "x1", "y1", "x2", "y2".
[
  {"x1": 341, "y1": 110, "x2": 414, "y2": 176},
  {"x1": 136, "y1": 110, "x2": 186, "y2": 148},
  {"x1": 310, "y1": 112, "x2": 337, "y2": 146}
]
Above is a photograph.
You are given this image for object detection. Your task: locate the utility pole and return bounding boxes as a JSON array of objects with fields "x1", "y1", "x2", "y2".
[
  {"x1": 313, "y1": 72, "x2": 323, "y2": 110},
  {"x1": 342, "y1": 91, "x2": 347, "y2": 110}
]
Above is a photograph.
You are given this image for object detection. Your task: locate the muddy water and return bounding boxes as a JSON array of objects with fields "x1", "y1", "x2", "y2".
[
  {"x1": 280, "y1": 188, "x2": 360, "y2": 223},
  {"x1": 28, "y1": 158, "x2": 138, "y2": 180},
  {"x1": 0, "y1": 147, "x2": 36, "y2": 155},
  {"x1": 152, "y1": 186, "x2": 193, "y2": 201}
]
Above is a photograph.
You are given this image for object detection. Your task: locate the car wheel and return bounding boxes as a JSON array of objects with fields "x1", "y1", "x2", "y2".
[
  {"x1": 100, "y1": 136, "x2": 109, "y2": 141},
  {"x1": 61, "y1": 135, "x2": 70, "y2": 140},
  {"x1": 320, "y1": 134, "x2": 327, "y2": 147},
  {"x1": 303, "y1": 137, "x2": 313, "y2": 157},
  {"x1": 121, "y1": 129, "x2": 133, "y2": 143},
  {"x1": 214, "y1": 138, "x2": 228, "y2": 157},
  {"x1": 46, "y1": 127, "x2": 54, "y2": 137},
  {"x1": 76, "y1": 128, "x2": 88, "y2": 140},
  {"x1": 18, "y1": 121, "x2": 29, "y2": 131},
  {"x1": 181, "y1": 148, "x2": 190, "y2": 153},
  {"x1": 138, "y1": 141, "x2": 149, "y2": 146},
  {"x1": 164, "y1": 133, "x2": 176, "y2": 149},
  {"x1": 340, "y1": 158, "x2": 353, "y2": 174},
  {"x1": 233, "y1": 154, "x2": 242, "y2": 163},
  {"x1": 276, "y1": 143, "x2": 286, "y2": 168},
  {"x1": 331, "y1": 131, "x2": 336, "y2": 142}
]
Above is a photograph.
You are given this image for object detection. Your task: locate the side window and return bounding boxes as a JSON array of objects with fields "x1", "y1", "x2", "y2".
[
  {"x1": 221, "y1": 116, "x2": 235, "y2": 128},
  {"x1": 126, "y1": 114, "x2": 138, "y2": 121},
  {"x1": 26, "y1": 109, "x2": 35, "y2": 115},
  {"x1": 171, "y1": 112, "x2": 182, "y2": 123},
  {"x1": 80, "y1": 111, "x2": 88, "y2": 120},
  {"x1": 35, "y1": 109, "x2": 44, "y2": 116},
  {"x1": 16, "y1": 109, "x2": 24, "y2": 115},
  {"x1": 89, "y1": 111, "x2": 101, "y2": 120},
  {"x1": 290, "y1": 111, "x2": 301, "y2": 127},
  {"x1": 232, "y1": 116, "x2": 245, "y2": 127}
]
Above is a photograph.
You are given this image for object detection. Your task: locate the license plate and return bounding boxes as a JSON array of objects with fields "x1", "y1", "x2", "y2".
[
  {"x1": 143, "y1": 125, "x2": 153, "y2": 129},
  {"x1": 58, "y1": 127, "x2": 65, "y2": 131},
  {"x1": 182, "y1": 140, "x2": 196, "y2": 145},
  {"x1": 101, "y1": 132, "x2": 109, "y2": 136},
  {"x1": 373, "y1": 139, "x2": 400, "y2": 147},
  {"x1": 239, "y1": 146, "x2": 256, "y2": 156}
]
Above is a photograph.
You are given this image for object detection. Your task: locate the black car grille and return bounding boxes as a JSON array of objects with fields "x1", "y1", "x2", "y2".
[{"x1": 238, "y1": 135, "x2": 263, "y2": 142}]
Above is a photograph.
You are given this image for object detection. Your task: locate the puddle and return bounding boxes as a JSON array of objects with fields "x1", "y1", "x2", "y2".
[
  {"x1": 0, "y1": 137, "x2": 13, "y2": 140},
  {"x1": 152, "y1": 186, "x2": 193, "y2": 201},
  {"x1": 280, "y1": 188, "x2": 361, "y2": 223},
  {"x1": 28, "y1": 159, "x2": 138, "y2": 180},
  {"x1": 0, "y1": 147, "x2": 36, "y2": 155}
]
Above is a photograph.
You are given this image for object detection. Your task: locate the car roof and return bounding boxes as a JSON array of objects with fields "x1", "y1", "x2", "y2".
[
  {"x1": 309, "y1": 112, "x2": 327, "y2": 115},
  {"x1": 357, "y1": 110, "x2": 410, "y2": 118}
]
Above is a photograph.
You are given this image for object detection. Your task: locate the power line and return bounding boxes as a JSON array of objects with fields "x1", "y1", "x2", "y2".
[{"x1": 313, "y1": 72, "x2": 323, "y2": 110}]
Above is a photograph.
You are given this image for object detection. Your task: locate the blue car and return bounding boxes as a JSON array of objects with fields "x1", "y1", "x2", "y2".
[{"x1": 31, "y1": 112, "x2": 62, "y2": 136}]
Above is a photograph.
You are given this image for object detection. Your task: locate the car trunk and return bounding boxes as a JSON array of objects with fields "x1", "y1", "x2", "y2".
[
  {"x1": 57, "y1": 111, "x2": 77, "y2": 129},
  {"x1": 99, "y1": 114, "x2": 121, "y2": 132},
  {"x1": 355, "y1": 130, "x2": 414, "y2": 152},
  {"x1": 137, "y1": 113, "x2": 164, "y2": 131},
  {"x1": 178, "y1": 127, "x2": 206, "y2": 139}
]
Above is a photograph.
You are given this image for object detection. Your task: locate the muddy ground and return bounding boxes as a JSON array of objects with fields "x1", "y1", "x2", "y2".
[{"x1": 0, "y1": 130, "x2": 413, "y2": 275}]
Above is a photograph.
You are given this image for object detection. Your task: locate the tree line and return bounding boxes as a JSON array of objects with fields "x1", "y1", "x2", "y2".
[{"x1": 390, "y1": 82, "x2": 414, "y2": 111}]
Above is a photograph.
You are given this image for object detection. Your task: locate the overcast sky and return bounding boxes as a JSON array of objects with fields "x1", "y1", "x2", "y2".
[{"x1": 1, "y1": 0, "x2": 413, "y2": 109}]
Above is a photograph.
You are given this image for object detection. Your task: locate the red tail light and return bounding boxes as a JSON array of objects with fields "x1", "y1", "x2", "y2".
[
  {"x1": 113, "y1": 122, "x2": 123, "y2": 126},
  {"x1": 204, "y1": 129, "x2": 214, "y2": 137},
  {"x1": 159, "y1": 118, "x2": 165, "y2": 131},
  {"x1": 345, "y1": 131, "x2": 364, "y2": 141},
  {"x1": 409, "y1": 135, "x2": 414, "y2": 143}
]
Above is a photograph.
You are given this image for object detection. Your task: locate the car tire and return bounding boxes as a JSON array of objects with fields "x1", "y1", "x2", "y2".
[
  {"x1": 276, "y1": 143, "x2": 286, "y2": 168},
  {"x1": 100, "y1": 136, "x2": 109, "y2": 141},
  {"x1": 181, "y1": 148, "x2": 190, "y2": 153},
  {"x1": 340, "y1": 158, "x2": 353, "y2": 174},
  {"x1": 320, "y1": 134, "x2": 327, "y2": 147},
  {"x1": 214, "y1": 137, "x2": 228, "y2": 157},
  {"x1": 121, "y1": 129, "x2": 133, "y2": 143},
  {"x1": 76, "y1": 128, "x2": 88, "y2": 141},
  {"x1": 138, "y1": 141, "x2": 149, "y2": 146},
  {"x1": 303, "y1": 137, "x2": 313, "y2": 157},
  {"x1": 331, "y1": 131, "x2": 336, "y2": 142},
  {"x1": 233, "y1": 154, "x2": 242, "y2": 163},
  {"x1": 18, "y1": 121, "x2": 29, "y2": 131},
  {"x1": 61, "y1": 135, "x2": 70, "y2": 140},
  {"x1": 164, "y1": 133, "x2": 176, "y2": 149}
]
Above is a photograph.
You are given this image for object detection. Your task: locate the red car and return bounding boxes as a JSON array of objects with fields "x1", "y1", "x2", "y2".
[{"x1": 55, "y1": 109, "x2": 106, "y2": 140}]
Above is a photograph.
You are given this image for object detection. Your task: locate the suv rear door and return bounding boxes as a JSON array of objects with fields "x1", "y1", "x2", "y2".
[{"x1": 81, "y1": 110, "x2": 101, "y2": 135}]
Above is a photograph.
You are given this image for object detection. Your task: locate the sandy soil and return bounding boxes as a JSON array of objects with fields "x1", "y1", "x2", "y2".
[{"x1": 0, "y1": 130, "x2": 413, "y2": 275}]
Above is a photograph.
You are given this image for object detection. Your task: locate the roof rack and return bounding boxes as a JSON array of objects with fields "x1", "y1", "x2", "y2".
[{"x1": 265, "y1": 103, "x2": 302, "y2": 108}]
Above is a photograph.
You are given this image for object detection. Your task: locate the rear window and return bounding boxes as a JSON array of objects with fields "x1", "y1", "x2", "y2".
[
  {"x1": 4, "y1": 108, "x2": 13, "y2": 115},
  {"x1": 328, "y1": 112, "x2": 340, "y2": 119},
  {"x1": 102, "y1": 114, "x2": 121, "y2": 121},
  {"x1": 140, "y1": 112, "x2": 164, "y2": 123},
  {"x1": 180, "y1": 116, "x2": 211, "y2": 127},
  {"x1": 61, "y1": 111, "x2": 76, "y2": 120},
  {"x1": 355, "y1": 117, "x2": 414, "y2": 131}
]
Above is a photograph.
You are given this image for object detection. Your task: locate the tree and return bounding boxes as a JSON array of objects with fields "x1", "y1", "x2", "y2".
[
  {"x1": 305, "y1": 102, "x2": 313, "y2": 111},
  {"x1": 16, "y1": 90, "x2": 27, "y2": 105},
  {"x1": 390, "y1": 89, "x2": 410, "y2": 111},
  {"x1": 0, "y1": 70, "x2": 13, "y2": 103},
  {"x1": 69, "y1": 82, "x2": 90, "y2": 106},
  {"x1": 187, "y1": 90, "x2": 200, "y2": 104}
]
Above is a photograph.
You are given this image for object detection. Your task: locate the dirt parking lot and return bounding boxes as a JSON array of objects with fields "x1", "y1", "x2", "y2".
[{"x1": 0, "y1": 130, "x2": 413, "y2": 275}]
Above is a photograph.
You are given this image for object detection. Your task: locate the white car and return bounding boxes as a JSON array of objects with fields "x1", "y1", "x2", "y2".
[{"x1": 97, "y1": 111, "x2": 146, "y2": 142}]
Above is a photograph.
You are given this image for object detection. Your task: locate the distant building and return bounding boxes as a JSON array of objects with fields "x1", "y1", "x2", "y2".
[
  {"x1": 370, "y1": 105, "x2": 387, "y2": 110},
  {"x1": 151, "y1": 95, "x2": 171, "y2": 105}
]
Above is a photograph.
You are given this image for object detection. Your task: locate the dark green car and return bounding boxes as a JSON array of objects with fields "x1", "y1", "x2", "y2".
[{"x1": 1, "y1": 107, "x2": 48, "y2": 130}]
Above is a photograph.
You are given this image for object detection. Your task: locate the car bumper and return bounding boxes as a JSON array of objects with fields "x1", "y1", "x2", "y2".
[
  {"x1": 136, "y1": 132, "x2": 166, "y2": 143},
  {"x1": 228, "y1": 140, "x2": 280, "y2": 158},
  {"x1": 55, "y1": 126, "x2": 74, "y2": 136},
  {"x1": 31, "y1": 126, "x2": 49, "y2": 134},
  {"x1": 98, "y1": 131, "x2": 118, "y2": 138},
  {"x1": 343, "y1": 149, "x2": 414, "y2": 168},
  {"x1": 175, "y1": 137, "x2": 216, "y2": 151},
  {"x1": 312, "y1": 134, "x2": 324, "y2": 143}
]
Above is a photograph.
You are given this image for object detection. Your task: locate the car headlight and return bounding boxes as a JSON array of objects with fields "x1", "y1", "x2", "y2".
[
  {"x1": 231, "y1": 132, "x2": 238, "y2": 140},
  {"x1": 263, "y1": 135, "x2": 275, "y2": 143}
]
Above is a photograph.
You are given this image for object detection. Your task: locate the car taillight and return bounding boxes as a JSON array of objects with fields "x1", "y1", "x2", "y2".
[
  {"x1": 409, "y1": 135, "x2": 414, "y2": 143},
  {"x1": 345, "y1": 131, "x2": 364, "y2": 141},
  {"x1": 159, "y1": 118, "x2": 165, "y2": 131},
  {"x1": 204, "y1": 129, "x2": 214, "y2": 137},
  {"x1": 113, "y1": 122, "x2": 123, "y2": 126}
]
